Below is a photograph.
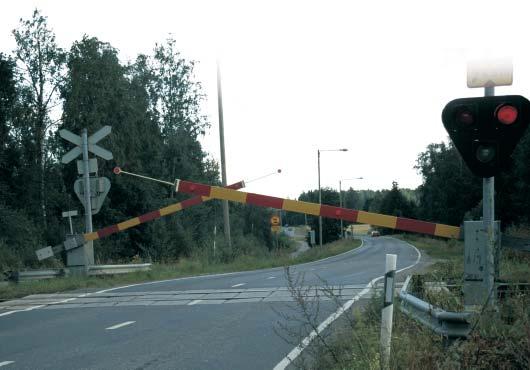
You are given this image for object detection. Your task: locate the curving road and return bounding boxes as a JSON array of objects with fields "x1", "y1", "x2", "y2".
[{"x1": 0, "y1": 236, "x2": 421, "y2": 370}]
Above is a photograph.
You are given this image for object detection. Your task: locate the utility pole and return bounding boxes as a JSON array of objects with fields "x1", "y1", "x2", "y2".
[
  {"x1": 318, "y1": 149, "x2": 322, "y2": 248},
  {"x1": 217, "y1": 61, "x2": 232, "y2": 248}
]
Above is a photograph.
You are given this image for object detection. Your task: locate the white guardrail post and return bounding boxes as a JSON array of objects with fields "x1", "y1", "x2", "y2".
[{"x1": 380, "y1": 253, "x2": 397, "y2": 370}]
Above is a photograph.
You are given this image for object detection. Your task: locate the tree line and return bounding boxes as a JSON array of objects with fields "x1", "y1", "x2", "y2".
[
  {"x1": 286, "y1": 136, "x2": 530, "y2": 244},
  {"x1": 0, "y1": 10, "x2": 276, "y2": 272}
]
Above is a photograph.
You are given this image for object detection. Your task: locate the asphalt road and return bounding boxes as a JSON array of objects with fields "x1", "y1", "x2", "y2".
[{"x1": 0, "y1": 236, "x2": 421, "y2": 370}]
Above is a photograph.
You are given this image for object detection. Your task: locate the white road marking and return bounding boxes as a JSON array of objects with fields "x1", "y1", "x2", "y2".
[
  {"x1": 266, "y1": 276, "x2": 276, "y2": 280},
  {"x1": 0, "y1": 361, "x2": 15, "y2": 367},
  {"x1": 0, "y1": 239, "x2": 367, "y2": 318},
  {"x1": 105, "y1": 321, "x2": 136, "y2": 330},
  {"x1": 0, "y1": 293, "x2": 90, "y2": 317},
  {"x1": 273, "y1": 238, "x2": 421, "y2": 370},
  {"x1": 188, "y1": 300, "x2": 202, "y2": 305},
  {"x1": 231, "y1": 283, "x2": 246, "y2": 287}
]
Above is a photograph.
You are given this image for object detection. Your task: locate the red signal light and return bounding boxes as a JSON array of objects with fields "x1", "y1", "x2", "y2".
[{"x1": 496, "y1": 104, "x2": 518, "y2": 125}]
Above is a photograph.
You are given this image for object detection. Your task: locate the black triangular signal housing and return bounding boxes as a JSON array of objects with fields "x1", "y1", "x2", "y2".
[{"x1": 442, "y1": 95, "x2": 530, "y2": 178}]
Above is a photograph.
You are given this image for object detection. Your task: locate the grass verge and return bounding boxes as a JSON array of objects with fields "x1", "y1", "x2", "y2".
[
  {"x1": 303, "y1": 234, "x2": 530, "y2": 370},
  {"x1": 0, "y1": 238, "x2": 361, "y2": 301}
]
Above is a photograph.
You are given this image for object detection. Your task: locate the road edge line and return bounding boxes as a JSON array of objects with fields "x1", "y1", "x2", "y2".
[{"x1": 272, "y1": 237, "x2": 421, "y2": 370}]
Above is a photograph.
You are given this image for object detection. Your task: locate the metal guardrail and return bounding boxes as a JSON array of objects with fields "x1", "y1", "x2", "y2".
[
  {"x1": 87, "y1": 263, "x2": 152, "y2": 276},
  {"x1": 12, "y1": 269, "x2": 66, "y2": 282},
  {"x1": 9, "y1": 264, "x2": 152, "y2": 282},
  {"x1": 398, "y1": 275, "x2": 473, "y2": 342}
]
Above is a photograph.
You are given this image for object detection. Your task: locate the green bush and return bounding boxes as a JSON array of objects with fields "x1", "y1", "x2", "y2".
[{"x1": 0, "y1": 205, "x2": 43, "y2": 272}]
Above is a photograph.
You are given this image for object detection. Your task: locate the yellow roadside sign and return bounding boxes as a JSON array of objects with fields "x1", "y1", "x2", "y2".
[{"x1": 270, "y1": 216, "x2": 280, "y2": 225}]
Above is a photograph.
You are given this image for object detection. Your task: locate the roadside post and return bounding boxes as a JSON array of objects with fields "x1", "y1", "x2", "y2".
[
  {"x1": 380, "y1": 254, "x2": 397, "y2": 369},
  {"x1": 271, "y1": 215, "x2": 281, "y2": 249},
  {"x1": 60, "y1": 126, "x2": 113, "y2": 273}
]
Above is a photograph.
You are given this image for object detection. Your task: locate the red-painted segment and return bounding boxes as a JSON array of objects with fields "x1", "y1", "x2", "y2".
[
  {"x1": 320, "y1": 205, "x2": 358, "y2": 222},
  {"x1": 178, "y1": 180, "x2": 211, "y2": 196},
  {"x1": 396, "y1": 217, "x2": 437, "y2": 235},
  {"x1": 181, "y1": 196, "x2": 205, "y2": 208},
  {"x1": 247, "y1": 193, "x2": 284, "y2": 209},
  {"x1": 138, "y1": 210, "x2": 162, "y2": 223},
  {"x1": 97, "y1": 224, "x2": 120, "y2": 239}
]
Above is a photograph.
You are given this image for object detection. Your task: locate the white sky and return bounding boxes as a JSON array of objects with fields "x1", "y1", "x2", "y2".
[{"x1": 2, "y1": 0, "x2": 530, "y2": 199}]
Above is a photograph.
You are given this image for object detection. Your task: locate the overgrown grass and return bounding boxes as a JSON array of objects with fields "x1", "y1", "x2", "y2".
[
  {"x1": 310, "y1": 292, "x2": 530, "y2": 370},
  {"x1": 0, "y1": 237, "x2": 361, "y2": 301},
  {"x1": 303, "y1": 234, "x2": 530, "y2": 369}
]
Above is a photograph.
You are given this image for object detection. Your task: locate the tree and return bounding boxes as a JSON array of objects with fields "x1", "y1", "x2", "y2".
[
  {"x1": 60, "y1": 35, "x2": 169, "y2": 260},
  {"x1": 0, "y1": 53, "x2": 17, "y2": 203},
  {"x1": 415, "y1": 142, "x2": 481, "y2": 226},
  {"x1": 12, "y1": 9, "x2": 66, "y2": 226},
  {"x1": 379, "y1": 181, "x2": 416, "y2": 219}
]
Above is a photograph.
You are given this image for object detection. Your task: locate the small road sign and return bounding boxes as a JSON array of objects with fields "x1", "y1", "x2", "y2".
[
  {"x1": 60, "y1": 126, "x2": 113, "y2": 164},
  {"x1": 74, "y1": 177, "x2": 111, "y2": 215},
  {"x1": 77, "y1": 158, "x2": 98, "y2": 174},
  {"x1": 270, "y1": 216, "x2": 280, "y2": 225},
  {"x1": 62, "y1": 210, "x2": 78, "y2": 218}
]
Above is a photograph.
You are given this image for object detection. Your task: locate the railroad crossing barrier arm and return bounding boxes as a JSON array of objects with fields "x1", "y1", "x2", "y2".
[
  {"x1": 35, "y1": 180, "x2": 246, "y2": 261},
  {"x1": 398, "y1": 276, "x2": 473, "y2": 341},
  {"x1": 174, "y1": 179, "x2": 461, "y2": 239}
]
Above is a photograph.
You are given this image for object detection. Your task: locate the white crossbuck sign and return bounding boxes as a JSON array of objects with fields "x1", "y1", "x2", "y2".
[{"x1": 60, "y1": 126, "x2": 113, "y2": 164}]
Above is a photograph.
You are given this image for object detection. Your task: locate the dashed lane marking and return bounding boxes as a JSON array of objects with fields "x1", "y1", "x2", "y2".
[
  {"x1": 105, "y1": 321, "x2": 136, "y2": 330},
  {"x1": 231, "y1": 283, "x2": 246, "y2": 287}
]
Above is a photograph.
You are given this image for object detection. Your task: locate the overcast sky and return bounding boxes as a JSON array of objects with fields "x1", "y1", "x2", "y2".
[{"x1": 2, "y1": 0, "x2": 530, "y2": 199}]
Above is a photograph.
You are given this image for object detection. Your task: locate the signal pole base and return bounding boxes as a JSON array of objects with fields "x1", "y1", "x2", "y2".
[{"x1": 66, "y1": 241, "x2": 94, "y2": 273}]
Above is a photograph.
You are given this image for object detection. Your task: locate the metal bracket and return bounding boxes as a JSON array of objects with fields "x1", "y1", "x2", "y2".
[
  {"x1": 63, "y1": 234, "x2": 86, "y2": 251},
  {"x1": 35, "y1": 234, "x2": 86, "y2": 261}
]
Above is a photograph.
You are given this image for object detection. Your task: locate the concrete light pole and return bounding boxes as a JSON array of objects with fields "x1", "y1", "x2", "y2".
[
  {"x1": 339, "y1": 177, "x2": 363, "y2": 238},
  {"x1": 217, "y1": 61, "x2": 231, "y2": 248},
  {"x1": 318, "y1": 148, "x2": 348, "y2": 247}
]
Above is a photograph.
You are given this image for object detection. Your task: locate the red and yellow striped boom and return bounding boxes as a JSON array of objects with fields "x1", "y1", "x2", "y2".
[
  {"x1": 175, "y1": 179, "x2": 461, "y2": 239},
  {"x1": 83, "y1": 180, "x2": 245, "y2": 242}
]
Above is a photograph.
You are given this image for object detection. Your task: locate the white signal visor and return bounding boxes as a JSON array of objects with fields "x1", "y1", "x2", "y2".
[{"x1": 467, "y1": 58, "x2": 513, "y2": 88}]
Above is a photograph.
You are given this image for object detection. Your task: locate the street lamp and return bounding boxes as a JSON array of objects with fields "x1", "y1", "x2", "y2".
[
  {"x1": 318, "y1": 148, "x2": 348, "y2": 248},
  {"x1": 339, "y1": 177, "x2": 363, "y2": 238}
]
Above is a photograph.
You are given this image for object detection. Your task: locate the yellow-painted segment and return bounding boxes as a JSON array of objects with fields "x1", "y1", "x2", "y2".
[
  {"x1": 118, "y1": 217, "x2": 141, "y2": 231},
  {"x1": 357, "y1": 211, "x2": 398, "y2": 229},
  {"x1": 201, "y1": 196, "x2": 211, "y2": 201},
  {"x1": 210, "y1": 186, "x2": 248, "y2": 203},
  {"x1": 434, "y1": 224, "x2": 461, "y2": 239},
  {"x1": 84, "y1": 232, "x2": 99, "y2": 241},
  {"x1": 282, "y1": 199, "x2": 321, "y2": 216},
  {"x1": 159, "y1": 203, "x2": 183, "y2": 217}
]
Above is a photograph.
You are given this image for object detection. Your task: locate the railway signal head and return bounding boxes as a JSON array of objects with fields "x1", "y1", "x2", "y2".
[{"x1": 442, "y1": 95, "x2": 530, "y2": 178}]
